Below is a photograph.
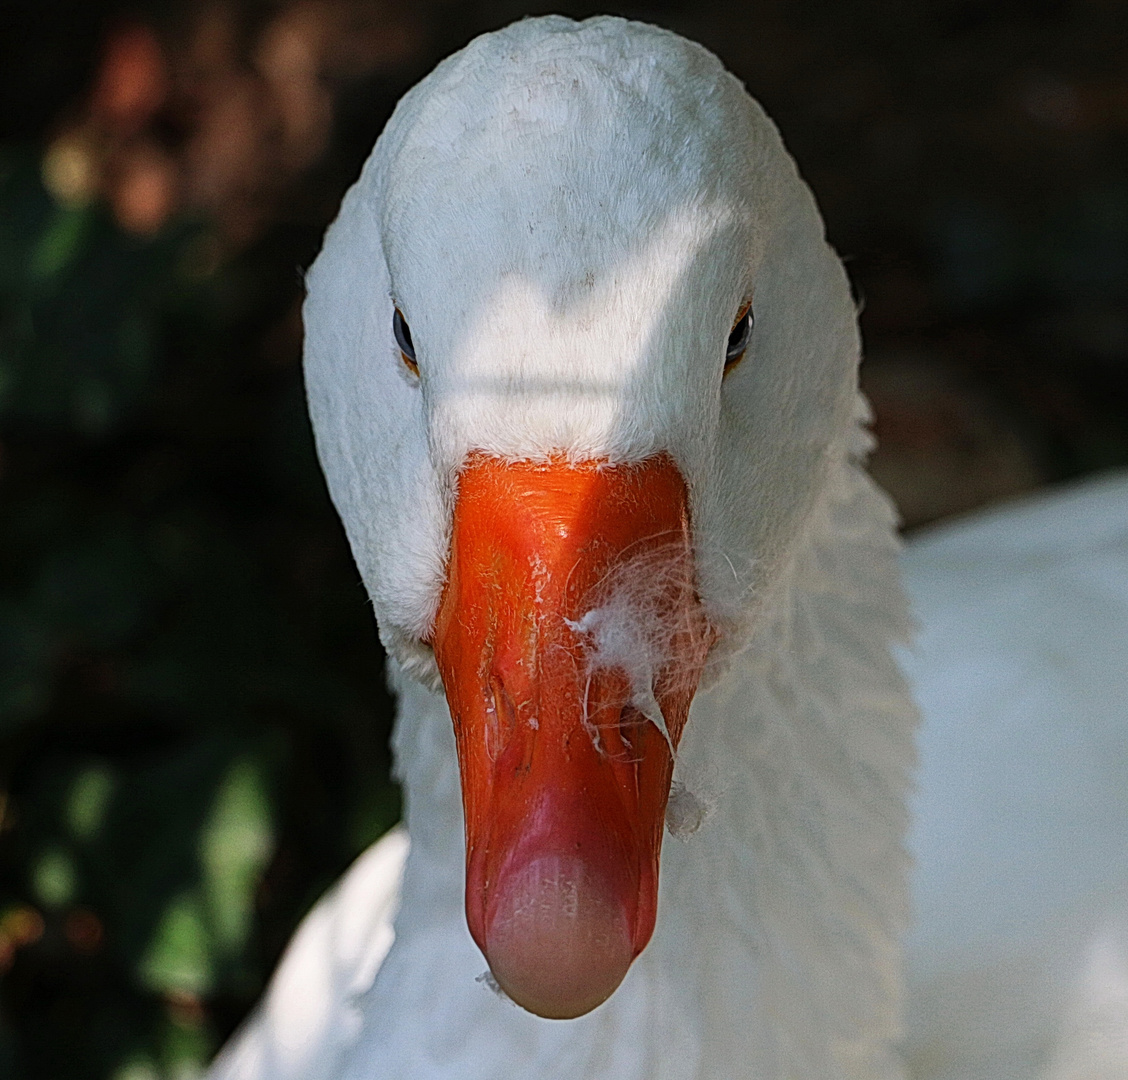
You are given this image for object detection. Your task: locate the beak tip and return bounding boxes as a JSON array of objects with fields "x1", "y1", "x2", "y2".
[{"x1": 481, "y1": 854, "x2": 638, "y2": 1020}]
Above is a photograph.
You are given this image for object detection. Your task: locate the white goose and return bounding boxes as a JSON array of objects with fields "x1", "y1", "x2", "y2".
[{"x1": 208, "y1": 16, "x2": 1128, "y2": 1080}]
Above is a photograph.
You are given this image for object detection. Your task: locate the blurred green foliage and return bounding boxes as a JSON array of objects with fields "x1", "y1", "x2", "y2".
[{"x1": 0, "y1": 146, "x2": 399, "y2": 1079}]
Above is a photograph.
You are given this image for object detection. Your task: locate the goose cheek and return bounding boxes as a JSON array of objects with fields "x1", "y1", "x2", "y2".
[{"x1": 429, "y1": 453, "x2": 714, "y2": 1019}]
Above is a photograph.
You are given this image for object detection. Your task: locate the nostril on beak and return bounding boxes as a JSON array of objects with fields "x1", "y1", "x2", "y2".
[{"x1": 485, "y1": 674, "x2": 518, "y2": 761}]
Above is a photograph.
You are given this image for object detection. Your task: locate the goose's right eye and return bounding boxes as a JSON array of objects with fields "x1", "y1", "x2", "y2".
[
  {"x1": 724, "y1": 303, "x2": 753, "y2": 374},
  {"x1": 393, "y1": 308, "x2": 418, "y2": 375}
]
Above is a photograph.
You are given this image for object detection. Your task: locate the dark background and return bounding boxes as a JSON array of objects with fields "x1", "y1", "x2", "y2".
[{"x1": 1, "y1": 2, "x2": 1125, "y2": 1077}]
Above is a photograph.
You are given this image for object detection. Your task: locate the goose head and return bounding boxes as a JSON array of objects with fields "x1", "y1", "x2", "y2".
[{"x1": 304, "y1": 16, "x2": 859, "y2": 1021}]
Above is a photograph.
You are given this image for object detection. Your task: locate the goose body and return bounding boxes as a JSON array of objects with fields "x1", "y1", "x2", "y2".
[
  {"x1": 902, "y1": 471, "x2": 1128, "y2": 1080},
  {"x1": 207, "y1": 16, "x2": 1128, "y2": 1080},
  {"x1": 213, "y1": 443, "x2": 910, "y2": 1080}
]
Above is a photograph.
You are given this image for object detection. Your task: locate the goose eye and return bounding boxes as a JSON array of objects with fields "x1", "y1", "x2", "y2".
[
  {"x1": 724, "y1": 305, "x2": 753, "y2": 371},
  {"x1": 393, "y1": 308, "x2": 418, "y2": 375}
]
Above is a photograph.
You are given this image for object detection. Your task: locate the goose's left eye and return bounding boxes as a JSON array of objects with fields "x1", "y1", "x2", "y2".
[
  {"x1": 393, "y1": 308, "x2": 418, "y2": 375},
  {"x1": 724, "y1": 304, "x2": 753, "y2": 372}
]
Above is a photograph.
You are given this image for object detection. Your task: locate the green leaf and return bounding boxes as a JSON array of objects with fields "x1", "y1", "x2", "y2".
[
  {"x1": 67, "y1": 765, "x2": 115, "y2": 841},
  {"x1": 30, "y1": 205, "x2": 94, "y2": 283},
  {"x1": 199, "y1": 759, "x2": 274, "y2": 956},
  {"x1": 139, "y1": 893, "x2": 214, "y2": 997},
  {"x1": 32, "y1": 847, "x2": 76, "y2": 908}
]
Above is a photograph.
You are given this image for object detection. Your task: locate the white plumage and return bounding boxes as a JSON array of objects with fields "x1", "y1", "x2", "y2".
[
  {"x1": 207, "y1": 16, "x2": 1128, "y2": 1080},
  {"x1": 902, "y1": 472, "x2": 1128, "y2": 1080}
]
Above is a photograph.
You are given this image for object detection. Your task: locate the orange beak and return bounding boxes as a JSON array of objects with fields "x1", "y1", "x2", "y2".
[{"x1": 429, "y1": 452, "x2": 714, "y2": 1019}]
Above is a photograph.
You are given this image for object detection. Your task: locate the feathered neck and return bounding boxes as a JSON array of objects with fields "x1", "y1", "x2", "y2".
[{"x1": 341, "y1": 411, "x2": 916, "y2": 1080}]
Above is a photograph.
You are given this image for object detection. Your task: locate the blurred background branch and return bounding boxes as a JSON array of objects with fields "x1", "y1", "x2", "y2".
[{"x1": 0, "y1": 1, "x2": 1125, "y2": 1077}]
